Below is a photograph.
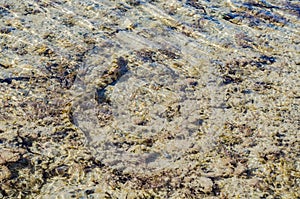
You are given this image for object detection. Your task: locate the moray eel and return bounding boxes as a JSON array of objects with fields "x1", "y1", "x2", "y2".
[{"x1": 61, "y1": 56, "x2": 129, "y2": 140}]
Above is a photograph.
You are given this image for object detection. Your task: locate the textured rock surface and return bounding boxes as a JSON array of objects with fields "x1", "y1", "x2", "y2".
[{"x1": 0, "y1": 0, "x2": 299, "y2": 198}]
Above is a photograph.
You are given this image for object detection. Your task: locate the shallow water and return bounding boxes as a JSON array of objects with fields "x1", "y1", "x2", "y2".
[
  {"x1": 68, "y1": 0, "x2": 299, "y2": 173},
  {"x1": 0, "y1": 0, "x2": 299, "y2": 198}
]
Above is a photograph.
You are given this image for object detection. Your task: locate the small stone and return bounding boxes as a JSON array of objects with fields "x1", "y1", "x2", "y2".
[
  {"x1": 0, "y1": 165, "x2": 11, "y2": 182},
  {"x1": 198, "y1": 176, "x2": 213, "y2": 194},
  {"x1": 0, "y1": 150, "x2": 20, "y2": 165}
]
